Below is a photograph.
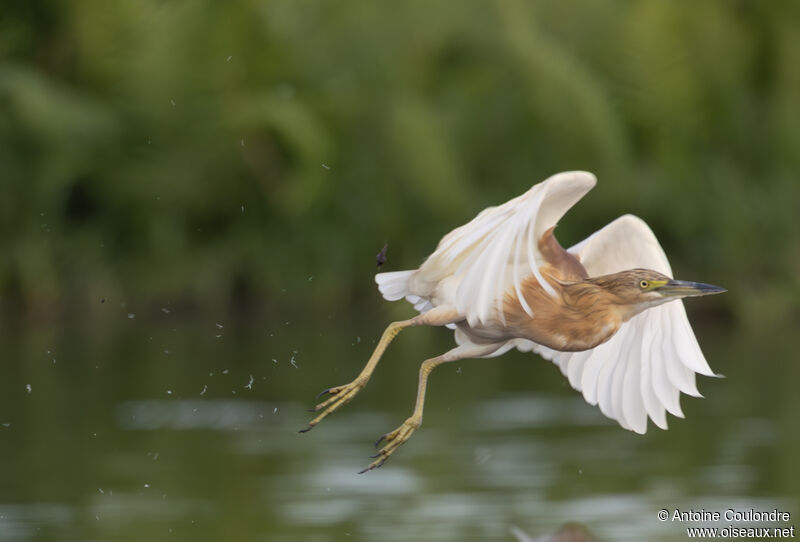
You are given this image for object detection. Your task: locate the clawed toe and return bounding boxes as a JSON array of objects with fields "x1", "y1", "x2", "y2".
[
  {"x1": 315, "y1": 386, "x2": 340, "y2": 400},
  {"x1": 301, "y1": 379, "x2": 366, "y2": 432},
  {"x1": 374, "y1": 432, "x2": 390, "y2": 448},
  {"x1": 359, "y1": 418, "x2": 419, "y2": 473}
]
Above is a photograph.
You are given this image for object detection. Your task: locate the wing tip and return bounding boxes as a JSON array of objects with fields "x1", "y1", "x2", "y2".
[
  {"x1": 545, "y1": 170, "x2": 598, "y2": 187},
  {"x1": 614, "y1": 214, "x2": 656, "y2": 237}
]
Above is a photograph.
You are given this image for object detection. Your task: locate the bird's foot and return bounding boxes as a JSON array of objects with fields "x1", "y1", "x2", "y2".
[
  {"x1": 358, "y1": 416, "x2": 420, "y2": 473},
  {"x1": 298, "y1": 379, "x2": 367, "y2": 433}
]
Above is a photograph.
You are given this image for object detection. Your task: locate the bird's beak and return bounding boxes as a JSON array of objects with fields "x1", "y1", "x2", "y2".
[{"x1": 656, "y1": 279, "x2": 727, "y2": 298}]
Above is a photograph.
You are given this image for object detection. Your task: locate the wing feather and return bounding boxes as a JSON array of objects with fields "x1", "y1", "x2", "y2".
[
  {"x1": 613, "y1": 320, "x2": 638, "y2": 429},
  {"x1": 638, "y1": 313, "x2": 668, "y2": 429},
  {"x1": 512, "y1": 219, "x2": 534, "y2": 318},
  {"x1": 596, "y1": 331, "x2": 624, "y2": 421},
  {"x1": 656, "y1": 334, "x2": 683, "y2": 416},
  {"x1": 567, "y1": 352, "x2": 589, "y2": 390},
  {"x1": 418, "y1": 171, "x2": 597, "y2": 326},
  {"x1": 520, "y1": 213, "x2": 717, "y2": 433},
  {"x1": 622, "y1": 333, "x2": 647, "y2": 433}
]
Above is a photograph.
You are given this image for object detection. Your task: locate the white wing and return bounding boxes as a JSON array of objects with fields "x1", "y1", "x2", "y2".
[
  {"x1": 527, "y1": 214, "x2": 717, "y2": 434},
  {"x1": 413, "y1": 171, "x2": 596, "y2": 326}
]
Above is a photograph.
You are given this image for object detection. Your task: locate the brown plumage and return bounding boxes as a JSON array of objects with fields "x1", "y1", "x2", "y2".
[{"x1": 504, "y1": 268, "x2": 676, "y2": 352}]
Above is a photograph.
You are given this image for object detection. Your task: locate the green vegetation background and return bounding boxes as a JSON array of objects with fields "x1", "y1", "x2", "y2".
[{"x1": 2, "y1": 0, "x2": 798, "y2": 334}]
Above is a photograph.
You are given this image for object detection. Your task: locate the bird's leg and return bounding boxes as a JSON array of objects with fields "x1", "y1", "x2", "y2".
[
  {"x1": 299, "y1": 319, "x2": 413, "y2": 432},
  {"x1": 360, "y1": 342, "x2": 500, "y2": 473},
  {"x1": 358, "y1": 353, "x2": 446, "y2": 472},
  {"x1": 300, "y1": 306, "x2": 462, "y2": 434}
]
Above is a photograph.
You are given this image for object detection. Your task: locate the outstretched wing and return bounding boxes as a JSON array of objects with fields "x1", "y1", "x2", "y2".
[
  {"x1": 415, "y1": 171, "x2": 596, "y2": 326},
  {"x1": 528, "y1": 214, "x2": 717, "y2": 434}
]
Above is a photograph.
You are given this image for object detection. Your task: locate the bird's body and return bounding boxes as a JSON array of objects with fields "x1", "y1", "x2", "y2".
[
  {"x1": 302, "y1": 171, "x2": 725, "y2": 472},
  {"x1": 503, "y1": 273, "x2": 625, "y2": 352}
]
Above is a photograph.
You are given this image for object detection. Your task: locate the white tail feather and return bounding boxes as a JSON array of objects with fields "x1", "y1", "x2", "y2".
[{"x1": 375, "y1": 270, "x2": 415, "y2": 301}]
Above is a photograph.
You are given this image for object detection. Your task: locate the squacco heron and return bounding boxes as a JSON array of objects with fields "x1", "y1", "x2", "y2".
[{"x1": 301, "y1": 172, "x2": 725, "y2": 472}]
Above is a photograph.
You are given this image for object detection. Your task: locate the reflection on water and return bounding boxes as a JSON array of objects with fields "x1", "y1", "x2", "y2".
[{"x1": 0, "y1": 318, "x2": 797, "y2": 541}]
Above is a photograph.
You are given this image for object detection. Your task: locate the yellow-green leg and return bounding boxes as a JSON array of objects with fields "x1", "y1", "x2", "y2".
[
  {"x1": 299, "y1": 319, "x2": 413, "y2": 433},
  {"x1": 359, "y1": 341, "x2": 501, "y2": 473},
  {"x1": 300, "y1": 307, "x2": 463, "y2": 434}
]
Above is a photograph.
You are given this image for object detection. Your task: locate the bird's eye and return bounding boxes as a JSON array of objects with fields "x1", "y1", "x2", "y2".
[{"x1": 639, "y1": 280, "x2": 649, "y2": 289}]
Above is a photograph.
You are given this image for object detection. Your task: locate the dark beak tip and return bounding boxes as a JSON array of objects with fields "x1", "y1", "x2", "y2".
[
  {"x1": 702, "y1": 284, "x2": 727, "y2": 295},
  {"x1": 663, "y1": 280, "x2": 726, "y2": 296}
]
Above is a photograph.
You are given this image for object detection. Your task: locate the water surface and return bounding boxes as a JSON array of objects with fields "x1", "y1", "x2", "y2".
[{"x1": 0, "y1": 312, "x2": 796, "y2": 541}]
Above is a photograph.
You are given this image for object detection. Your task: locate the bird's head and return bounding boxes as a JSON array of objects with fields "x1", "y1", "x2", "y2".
[{"x1": 588, "y1": 269, "x2": 726, "y2": 320}]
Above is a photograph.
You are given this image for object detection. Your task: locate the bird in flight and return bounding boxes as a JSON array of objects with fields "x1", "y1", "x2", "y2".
[{"x1": 301, "y1": 171, "x2": 725, "y2": 472}]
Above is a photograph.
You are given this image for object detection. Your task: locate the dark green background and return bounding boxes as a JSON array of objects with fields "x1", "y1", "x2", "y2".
[{"x1": 1, "y1": 1, "x2": 798, "y2": 541}]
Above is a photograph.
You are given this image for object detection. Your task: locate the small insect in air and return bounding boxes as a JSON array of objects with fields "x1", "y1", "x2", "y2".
[{"x1": 376, "y1": 242, "x2": 388, "y2": 268}]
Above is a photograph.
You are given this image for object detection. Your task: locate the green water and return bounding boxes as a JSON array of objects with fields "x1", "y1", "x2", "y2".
[{"x1": 0, "y1": 308, "x2": 797, "y2": 541}]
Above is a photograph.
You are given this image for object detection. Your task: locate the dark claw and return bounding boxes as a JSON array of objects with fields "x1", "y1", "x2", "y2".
[
  {"x1": 374, "y1": 434, "x2": 388, "y2": 448},
  {"x1": 298, "y1": 425, "x2": 314, "y2": 434},
  {"x1": 315, "y1": 387, "x2": 336, "y2": 399},
  {"x1": 369, "y1": 451, "x2": 384, "y2": 459},
  {"x1": 357, "y1": 459, "x2": 385, "y2": 475}
]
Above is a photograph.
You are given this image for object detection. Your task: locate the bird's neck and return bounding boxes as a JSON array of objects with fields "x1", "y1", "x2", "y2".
[{"x1": 556, "y1": 281, "x2": 627, "y2": 349}]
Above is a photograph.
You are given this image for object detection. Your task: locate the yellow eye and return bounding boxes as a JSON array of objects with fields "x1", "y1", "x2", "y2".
[{"x1": 639, "y1": 280, "x2": 649, "y2": 289}]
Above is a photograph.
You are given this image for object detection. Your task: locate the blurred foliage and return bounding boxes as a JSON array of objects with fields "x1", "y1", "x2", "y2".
[{"x1": 1, "y1": 0, "x2": 799, "y2": 330}]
